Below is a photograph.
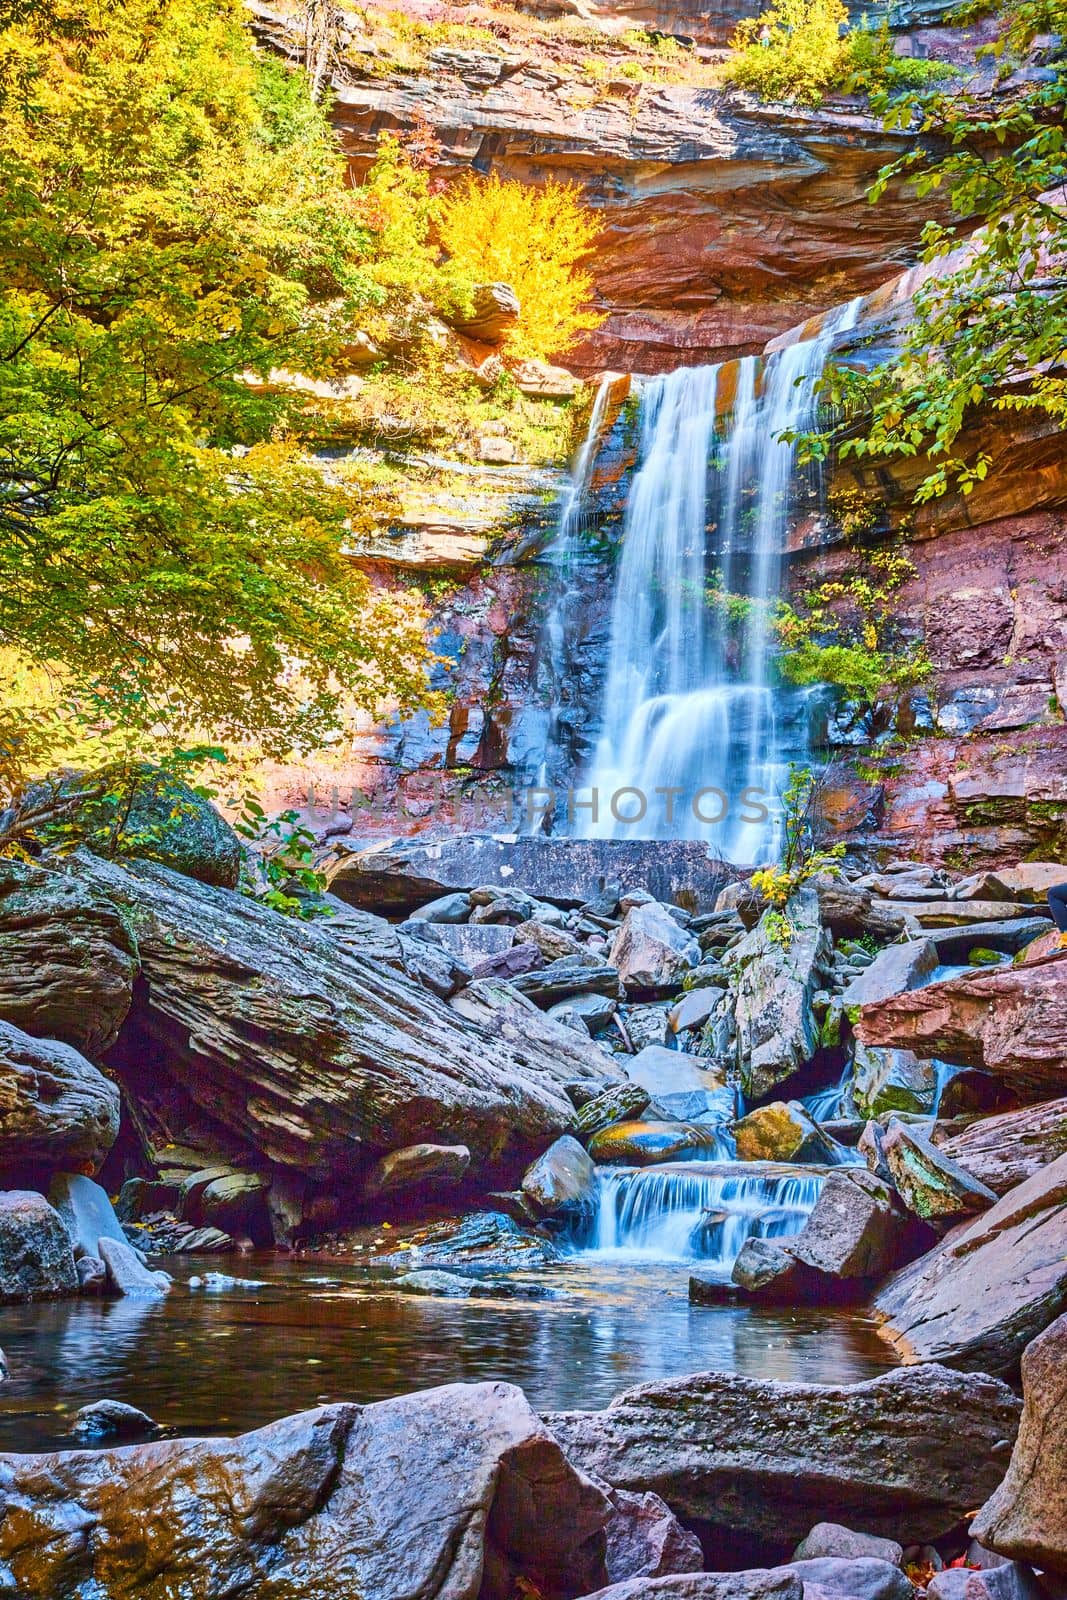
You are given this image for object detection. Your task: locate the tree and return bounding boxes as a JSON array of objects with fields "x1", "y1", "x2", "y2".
[
  {"x1": 810, "y1": 0, "x2": 1067, "y2": 501},
  {"x1": 724, "y1": 0, "x2": 852, "y2": 106},
  {"x1": 0, "y1": 0, "x2": 438, "y2": 793},
  {"x1": 436, "y1": 172, "x2": 604, "y2": 360}
]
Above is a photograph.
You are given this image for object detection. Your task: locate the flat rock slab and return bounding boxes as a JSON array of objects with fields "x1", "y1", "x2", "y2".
[
  {"x1": 925, "y1": 918, "x2": 1052, "y2": 963},
  {"x1": 545, "y1": 1364, "x2": 1020, "y2": 1546},
  {"x1": 580, "y1": 1574, "x2": 804, "y2": 1600},
  {"x1": 0, "y1": 1382, "x2": 611, "y2": 1599},
  {"x1": 874, "y1": 1150, "x2": 1067, "y2": 1374},
  {"x1": 328, "y1": 836, "x2": 733, "y2": 915},
  {"x1": 856, "y1": 950, "x2": 1067, "y2": 1102},
  {"x1": 933, "y1": 1098, "x2": 1067, "y2": 1194}
]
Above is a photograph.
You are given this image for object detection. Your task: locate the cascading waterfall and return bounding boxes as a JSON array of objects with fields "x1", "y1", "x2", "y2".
[
  {"x1": 569, "y1": 298, "x2": 863, "y2": 863},
  {"x1": 571, "y1": 1164, "x2": 825, "y2": 1268}
]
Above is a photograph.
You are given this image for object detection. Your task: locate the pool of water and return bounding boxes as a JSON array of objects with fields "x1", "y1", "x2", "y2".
[{"x1": 0, "y1": 1253, "x2": 896, "y2": 1454}]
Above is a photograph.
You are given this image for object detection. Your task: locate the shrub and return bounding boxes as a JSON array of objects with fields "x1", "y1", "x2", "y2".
[
  {"x1": 724, "y1": 0, "x2": 851, "y2": 105},
  {"x1": 436, "y1": 173, "x2": 604, "y2": 360}
]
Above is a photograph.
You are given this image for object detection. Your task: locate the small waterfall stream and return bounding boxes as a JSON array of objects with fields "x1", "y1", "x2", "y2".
[{"x1": 548, "y1": 298, "x2": 862, "y2": 862}]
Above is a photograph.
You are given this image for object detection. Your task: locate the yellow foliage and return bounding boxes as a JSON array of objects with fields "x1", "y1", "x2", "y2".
[
  {"x1": 436, "y1": 172, "x2": 604, "y2": 360},
  {"x1": 724, "y1": 0, "x2": 850, "y2": 104}
]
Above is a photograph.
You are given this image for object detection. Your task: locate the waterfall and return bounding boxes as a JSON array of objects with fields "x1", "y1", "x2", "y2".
[
  {"x1": 567, "y1": 298, "x2": 863, "y2": 862},
  {"x1": 570, "y1": 1163, "x2": 825, "y2": 1268}
]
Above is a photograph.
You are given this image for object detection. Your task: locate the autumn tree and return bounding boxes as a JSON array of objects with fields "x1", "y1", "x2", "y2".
[{"x1": 436, "y1": 173, "x2": 604, "y2": 360}]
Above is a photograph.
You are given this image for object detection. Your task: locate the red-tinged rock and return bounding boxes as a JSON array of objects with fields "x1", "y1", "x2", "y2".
[
  {"x1": 856, "y1": 950, "x2": 1067, "y2": 1102},
  {"x1": 971, "y1": 1311, "x2": 1067, "y2": 1574},
  {"x1": 933, "y1": 1098, "x2": 1067, "y2": 1194}
]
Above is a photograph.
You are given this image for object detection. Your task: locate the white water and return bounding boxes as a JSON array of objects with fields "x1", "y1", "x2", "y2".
[
  {"x1": 573, "y1": 1164, "x2": 825, "y2": 1267},
  {"x1": 571, "y1": 299, "x2": 862, "y2": 862}
]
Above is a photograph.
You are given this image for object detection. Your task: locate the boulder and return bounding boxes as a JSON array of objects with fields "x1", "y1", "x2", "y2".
[
  {"x1": 971, "y1": 1310, "x2": 1067, "y2": 1574},
  {"x1": 626, "y1": 1005, "x2": 672, "y2": 1050},
  {"x1": 47, "y1": 1173, "x2": 127, "y2": 1260},
  {"x1": 881, "y1": 1118, "x2": 998, "y2": 1222},
  {"x1": 365, "y1": 1143, "x2": 471, "y2": 1199},
  {"x1": 588, "y1": 1122, "x2": 723, "y2": 1166},
  {"x1": 196, "y1": 1172, "x2": 272, "y2": 1240},
  {"x1": 511, "y1": 358, "x2": 581, "y2": 399},
  {"x1": 73, "y1": 1400, "x2": 160, "y2": 1441},
  {"x1": 855, "y1": 951, "x2": 1067, "y2": 1103},
  {"x1": 729, "y1": 889, "x2": 831, "y2": 1099},
  {"x1": 792, "y1": 1524, "x2": 903, "y2": 1566},
  {"x1": 98, "y1": 1236, "x2": 171, "y2": 1299},
  {"x1": 609, "y1": 903, "x2": 700, "y2": 994},
  {"x1": 409, "y1": 891, "x2": 471, "y2": 923},
  {"x1": 927, "y1": 1569, "x2": 1045, "y2": 1600},
  {"x1": 840, "y1": 940, "x2": 938, "y2": 1013},
  {"x1": 0, "y1": 1382, "x2": 611, "y2": 1599},
  {"x1": 445, "y1": 281, "x2": 520, "y2": 343},
  {"x1": 783, "y1": 1558, "x2": 914, "y2": 1600},
  {"x1": 788, "y1": 1168, "x2": 933, "y2": 1280},
  {"x1": 602, "y1": 1484, "x2": 704, "y2": 1582},
  {"x1": 470, "y1": 943, "x2": 543, "y2": 982},
  {"x1": 67, "y1": 854, "x2": 616, "y2": 1182},
  {"x1": 515, "y1": 919, "x2": 591, "y2": 964},
  {"x1": 874, "y1": 1151, "x2": 1067, "y2": 1373},
  {"x1": 560, "y1": 992, "x2": 620, "y2": 1034},
  {"x1": 573, "y1": 1083, "x2": 652, "y2": 1141},
  {"x1": 469, "y1": 884, "x2": 541, "y2": 925},
  {"x1": 932, "y1": 1098, "x2": 1067, "y2": 1194},
  {"x1": 925, "y1": 918, "x2": 1053, "y2": 964},
  {"x1": 731, "y1": 1238, "x2": 813, "y2": 1301},
  {"x1": 852, "y1": 1043, "x2": 940, "y2": 1120},
  {"x1": 521, "y1": 1135, "x2": 597, "y2": 1216},
  {"x1": 732, "y1": 1101, "x2": 834, "y2": 1164},
  {"x1": 32, "y1": 763, "x2": 242, "y2": 888},
  {"x1": 624, "y1": 1047, "x2": 735, "y2": 1124},
  {"x1": 510, "y1": 958, "x2": 624, "y2": 1008},
  {"x1": 554, "y1": 1575, "x2": 803, "y2": 1600},
  {"x1": 812, "y1": 879, "x2": 912, "y2": 942},
  {"x1": 76, "y1": 1255, "x2": 106, "y2": 1293},
  {"x1": 0, "y1": 1190, "x2": 78, "y2": 1303},
  {"x1": 433, "y1": 923, "x2": 515, "y2": 966},
  {"x1": 545, "y1": 1364, "x2": 1020, "y2": 1546},
  {"x1": 973, "y1": 863, "x2": 1067, "y2": 903},
  {"x1": 0, "y1": 859, "x2": 137, "y2": 1056},
  {"x1": 669, "y1": 988, "x2": 722, "y2": 1034},
  {"x1": 0, "y1": 1023, "x2": 120, "y2": 1179}
]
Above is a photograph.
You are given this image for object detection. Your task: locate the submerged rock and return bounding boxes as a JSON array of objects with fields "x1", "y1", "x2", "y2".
[
  {"x1": 875, "y1": 1151, "x2": 1067, "y2": 1373},
  {"x1": 0, "y1": 1383, "x2": 611, "y2": 1599},
  {"x1": 72, "y1": 1400, "x2": 160, "y2": 1441},
  {"x1": 0, "y1": 1024, "x2": 120, "y2": 1181},
  {"x1": 545, "y1": 1364, "x2": 1020, "y2": 1546},
  {"x1": 0, "y1": 1190, "x2": 78, "y2": 1304},
  {"x1": 971, "y1": 1310, "x2": 1067, "y2": 1574}
]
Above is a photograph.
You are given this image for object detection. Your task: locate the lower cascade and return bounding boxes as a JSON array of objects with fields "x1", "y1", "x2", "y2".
[{"x1": 572, "y1": 1164, "x2": 825, "y2": 1267}]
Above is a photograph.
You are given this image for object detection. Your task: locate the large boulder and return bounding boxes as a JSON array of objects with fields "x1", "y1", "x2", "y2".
[
  {"x1": 0, "y1": 1190, "x2": 78, "y2": 1303},
  {"x1": 0, "y1": 1383, "x2": 612, "y2": 1599},
  {"x1": 852, "y1": 1043, "x2": 941, "y2": 1120},
  {"x1": 732, "y1": 1101, "x2": 834, "y2": 1164},
  {"x1": 855, "y1": 950, "x2": 1067, "y2": 1103},
  {"x1": 787, "y1": 1168, "x2": 933, "y2": 1281},
  {"x1": 840, "y1": 939, "x2": 938, "y2": 1014},
  {"x1": 971, "y1": 1311, "x2": 1067, "y2": 1574},
  {"x1": 0, "y1": 860, "x2": 136, "y2": 1056},
  {"x1": 546, "y1": 1364, "x2": 1019, "y2": 1548},
  {"x1": 932, "y1": 1097, "x2": 1067, "y2": 1194},
  {"x1": 0, "y1": 1023, "x2": 119, "y2": 1179},
  {"x1": 874, "y1": 1151, "x2": 1067, "y2": 1373},
  {"x1": 728, "y1": 888, "x2": 831, "y2": 1099},
  {"x1": 33, "y1": 763, "x2": 242, "y2": 888},
  {"x1": 587, "y1": 1122, "x2": 723, "y2": 1165},
  {"x1": 64, "y1": 855, "x2": 617, "y2": 1183},
  {"x1": 364, "y1": 1143, "x2": 471, "y2": 1200},
  {"x1": 609, "y1": 903, "x2": 700, "y2": 994},
  {"x1": 580, "y1": 1575, "x2": 803, "y2": 1600},
  {"x1": 881, "y1": 1118, "x2": 998, "y2": 1222},
  {"x1": 521, "y1": 1135, "x2": 597, "y2": 1216},
  {"x1": 47, "y1": 1173, "x2": 128, "y2": 1259},
  {"x1": 624, "y1": 1046, "x2": 735, "y2": 1125}
]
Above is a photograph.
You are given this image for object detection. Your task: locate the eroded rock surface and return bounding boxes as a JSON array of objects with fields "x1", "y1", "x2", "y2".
[{"x1": 0, "y1": 1023, "x2": 119, "y2": 1180}]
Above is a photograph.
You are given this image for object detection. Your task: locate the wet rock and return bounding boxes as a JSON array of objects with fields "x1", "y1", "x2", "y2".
[
  {"x1": 76, "y1": 1254, "x2": 106, "y2": 1293},
  {"x1": 784, "y1": 1557, "x2": 914, "y2": 1600},
  {"x1": 588, "y1": 1121, "x2": 722, "y2": 1166},
  {"x1": 573, "y1": 1083, "x2": 652, "y2": 1141},
  {"x1": 0, "y1": 859, "x2": 137, "y2": 1056},
  {"x1": 840, "y1": 940, "x2": 939, "y2": 1013},
  {"x1": 625, "y1": 1046, "x2": 735, "y2": 1125},
  {"x1": 732, "y1": 1101, "x2": 835, "y2": 1164},
  {"x1": 881, "y1": 1117, "x2": 998, "y2": 1221},
  {"x1": 73, "y1": 1400, "x2": 160, "y2": 1440},
  {"x1": 856, "y1": 951, "x2": 1067, "y2": 1103},
  {"x1": 409, "y1": 891, "x2": 471, "y2": 923},
  {"x1": 48, "y1": 1174, "x2": 128, "y2": 1260},
  {"x1": 373, "y1": 1211, "x2": 560, "y2": 1273},
  {"x1": 510, "y1": 958, "x2": 624, "y2": 1008},
  {"x1": 793, "y1": 1525, "x2": 903, "y2": 1566},
  {"x1": 602, "y1": 1484, "x2": 704, "y2": 1581},
  {"x1": 187, "y1": 1272, "x2": 265, "y2": 1291},
  {"x1": 98, "y1": 1236, "x2": 171, "y2": 1299},
  {"x1": 859, "y1": 1119, "x2": 893, "y2": 1181},
  {"x1": 932, "y1": 1098, "x2": 1067, "y2": 1194},
  {"x1": 365, "y1": 1142, "x2": 471, "y2": 1200},
  {"x1": 610, "y1": 903, "x2": 700, "y2": 995},
  {"x1": 0, "y1": 1190, "x2": 78, "y2": 1303},
  {"x1": 0, "y1": 1382, "x2": 611, "y2": 1599},
  {"x1": 852, "y1": 1043, "x2": 941, "y2": 1120},
  {"x1": 729, "y1": 889, "x2": 830, "y2": 1100},
  {"x1": 730, "y1": 1238, "x2": 812, "y2": 1301},
  {"x1": 68, "y1": 854, "x2": 614, "y2": 1182},
  {"x1": 392, "y1": 1269, "x2": 477, "y2": 1297},
  {"x1": 875, "y1": 1151, "x2": 1067, "y2": 1373},
  {"x1": 0, "y1": 1348, "x2": 7, "y2": 1381},
  {"x1": 971, "y1": 1310, "x2": 1067, "y2": 1573},
  {"x1": 521, "y1": 1135, "x2": 597, "y2": 1216},
  {"x1": 0, "y1": 1023, "x2": 120, "y2": 1181},
  {"x1": 626, "y1": 1005, "x2": 672, "y2": 1050},
  {"x1": 545, "y1": 1364, "x2": 1020, "y2": 1545},
  {"x1": 789, "y1": 1168, "x2": 933, "y2": 1280}
]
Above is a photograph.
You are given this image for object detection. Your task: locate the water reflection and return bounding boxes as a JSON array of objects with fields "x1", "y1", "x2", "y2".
[{"x1": 0, "y1": 1255, "x2": 895, "y2": 1453}]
